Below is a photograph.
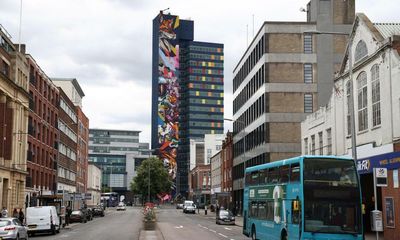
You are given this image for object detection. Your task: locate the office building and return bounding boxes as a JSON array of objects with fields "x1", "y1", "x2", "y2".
[
  {"x1": 232, "y1": 0, "x2": 355, "y2": 213},
  {"x1": 152, "y1": 11, "x2": 223, "y2": 197}
]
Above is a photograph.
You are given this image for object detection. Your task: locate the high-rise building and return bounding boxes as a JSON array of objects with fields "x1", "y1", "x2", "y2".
[
  {"x1": 151, "y1": 11, "x2": 223, "y2": 197},
  {"x1": 232, "y1": 0, "x2": 355, "y2": 214}
]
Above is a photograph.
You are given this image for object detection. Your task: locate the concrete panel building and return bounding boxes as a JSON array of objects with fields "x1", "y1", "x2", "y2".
[
  {"x1": 232, "y1": 0, "x2": 355, "y2": 214},
  {"x1": 87, "y1": 163, "x2": 102, "y2": 206}
]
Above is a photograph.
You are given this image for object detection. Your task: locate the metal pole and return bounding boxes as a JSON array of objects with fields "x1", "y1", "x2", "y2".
[
  {"x1": 373, "y1": 169, "x2": 379, "y2": 240},
  {"x1": 348, "y1": 40, "x2": 358, "y2": 162},
  {"x1": 148, "y1": 152, "x2": 151, "y2": 203}
]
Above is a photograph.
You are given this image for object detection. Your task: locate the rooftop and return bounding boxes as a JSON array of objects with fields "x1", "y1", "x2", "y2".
[{"x1": 374, "y1": 23, "x2": 400, "y2": 39}]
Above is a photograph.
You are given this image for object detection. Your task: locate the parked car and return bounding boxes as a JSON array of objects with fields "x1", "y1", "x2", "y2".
[
  {"x1": 91, "y1": 206, "x2": 105, "y2": 217},
  {"x1": 86, "y1": 208, "x2": 93, "y2": 221},
  {"x1": 0, "y1": 218, "x2": 28, "y2": 240},
  {"x1": 70, "y1": 210, "x2": 87, "y2": 223},
  {"x1": 176, "y1": 203, "x2": 184, "y2": 209},
  {"x1": 216, "y1": 210, "x2": 235, "y2": 225},
  {"x1": 116, "y1": 202, "x2": 126, "y2": 211},
  {"x1": 26, "y1": 206, "x2": 61, "y2": 236}
]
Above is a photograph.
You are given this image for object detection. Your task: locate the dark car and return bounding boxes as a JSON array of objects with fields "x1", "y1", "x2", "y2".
[
  {"x1": 216, "y1": 210, "x2": 235, "y2": 225},
  {"x1": 70, "y1": 210, "x2": 87, "y2": 223},
  {"x1": 92, "y1": 206, "x2": 105, "y2": 217},
  {"x1": 86, "y1": 208, "x2": 94, "y2": 221}
]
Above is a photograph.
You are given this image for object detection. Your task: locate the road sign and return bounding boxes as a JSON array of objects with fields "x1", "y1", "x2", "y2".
[{"x1": 375, "y1": 168, "x2": 387, "y2": 187}]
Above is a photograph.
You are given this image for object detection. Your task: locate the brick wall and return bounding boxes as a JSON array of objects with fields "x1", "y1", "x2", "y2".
[
  {"x1": 269, "y1": 63, "x2": 303, "y2": 83},
  {"x1": 333, "y1": 0, "x2": 355, "y2": 25},
  {"x1": 381, "y1": 169, "x2": 400, "y2": 239},
  {"x1": 268, "y1": 33, "x2": 302, "y2": 53},
  {"x1": 269, "y1": 92, "x2": 307, "y2": 113},
  {"x1": 269, "y1": 122, "x2": 300, "y2": 143}
]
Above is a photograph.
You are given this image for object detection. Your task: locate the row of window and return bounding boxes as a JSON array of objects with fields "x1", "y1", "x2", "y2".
[
  {"x1": 188, "y1": 105, "x2": 223, "y2": 113},
  {"x1": 234, "y1": 94, "x2": 266, "y2": 133},
  {"x1": 245, "y1": 163, "x2": 300, "y2": 186},
  {"x1": 60, "y1": 99, "x2": 77, "y2": 123},
  {"x1": 234, "y1": 123, "x2": 268, "y2": 158},
  {"x1": 30, "y1": 65, "x2": 59, "y2": 107},
  {"x1": 233, "y1": 35, "x2": 265, "y2": 92},
  {"x1": 188, "y1": 45, "x2": 223, "y2": 53},
  {"x1": 58, "y1": 120, "x2": 77, "y2": 143},
  {"x1": 304, "y1": 128, "x2": 332, "y2": 155},
  {"x1": 189, "y1": 90, "x2": 224, "y2": 98},
  {"x1": 189, "y1": 121, "x2": 222, "y2": 128},
  {"x1": 232, "y1": 153, "x2": 269, "y2": 180},
  {"x1": 233, "y1": 65, "x2": 265, "y2": 114},
  {"x1": 189, "y1": 67, "x2": 223, "y2": 75},
  {"x1": 188, "y1": 83, "x2": 223, "y2": 91},
  {"x1": 189, "y1": 53, "x2": 224, "y2": 61},
  {"x1": 189, "y1": 98, "x2": 222, "y2": 105},
  {"x1": 187, "y1": 128, "x2": 223, "y2": 135},
  {"x1": 188, "y1": 75, "x2": 223, "y2": 83},
  {"x1": 27, "y1": 143, "x2": 56, "y2": 169},
  {"x1": 58, "y1": 167, "x2": 76, "y2": 182},
  {"x1": 89, "y1": 146, "x2": 139, "y2": 153},
  {"x1": 89, "y1": 137, "x2": 139, "y2": 144},
  {"x1": 189, "y1": 60, "x2": 223, "y2": 68},
  {"x1": 0, "y1": 36, "x2": 14, "y2": 53},
  {"x1": 248, "y1": 200, "x2": 300, "y2": 224},
  {"x1": 59, "y1": 142, "x2": 77, "y2": 161},
  {"x1": 90, "y1": 130, "x2": 139, "y2": 137}
]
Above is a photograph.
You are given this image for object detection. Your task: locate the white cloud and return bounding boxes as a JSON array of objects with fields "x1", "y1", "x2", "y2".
[{"x1": 1, "y1": 0, "x2": 398, "y2": 144}]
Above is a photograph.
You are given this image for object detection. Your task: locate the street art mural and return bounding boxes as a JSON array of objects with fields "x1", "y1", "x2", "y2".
[{"x1": 157, "y1": 14, "x2": 180, "y2": 181}]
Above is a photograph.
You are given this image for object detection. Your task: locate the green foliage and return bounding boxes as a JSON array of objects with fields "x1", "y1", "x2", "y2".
[
  {"x1": 144, "y1": 208, "x2": 156, "y2": 221},
  {"x1": 130, "y1": 157, "x2": 172, "y2": 201}
]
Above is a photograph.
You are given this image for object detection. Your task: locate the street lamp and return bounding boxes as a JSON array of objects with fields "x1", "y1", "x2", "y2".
[
  {"x1": 147, "y1": 149, "x2": 157, "y2": 203},
  {"x1": 304, "y1": 30, "x2": 357, "y2": 162}
]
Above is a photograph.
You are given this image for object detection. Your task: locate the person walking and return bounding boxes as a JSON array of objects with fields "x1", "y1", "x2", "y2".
[
  {"x1": 12, "y1": 208, "x2": 18, "y2": 218},
  {"x1": 1, "y1": 207, "x2": 8, "y2": 218},
  {"x1": 18, "y1": 208, "x2": 24, "y2": 224},
  {"x1": 65, "y1": 206, "x2": 72, "y2": 226}
]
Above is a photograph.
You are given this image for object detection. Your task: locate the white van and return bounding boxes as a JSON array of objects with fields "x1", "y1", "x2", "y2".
[{"x1": 26, "y1": 206, "x2": 60, "y2": 236}]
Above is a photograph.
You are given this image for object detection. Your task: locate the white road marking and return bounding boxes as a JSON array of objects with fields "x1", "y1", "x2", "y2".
[
  {"x1": 218, "y1": 233, "x2": 228, "y2": 238},
  {"x1": 209, "y1": 229, "x2": 216, "y2": 233},
  {"x1": 174, "y1": 225, "x2": 183, "y2": 229},
  {"x1": 224, "y1": 227, "x2": 232, "y2": 230}
]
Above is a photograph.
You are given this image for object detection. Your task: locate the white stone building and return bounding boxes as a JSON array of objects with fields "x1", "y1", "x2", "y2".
[
  {"x1": 210, "y1": 150, "x2": 222, "y2": 195},
  {"x1": 87, "y1": 164, "x2": 102, "y2": 206}
]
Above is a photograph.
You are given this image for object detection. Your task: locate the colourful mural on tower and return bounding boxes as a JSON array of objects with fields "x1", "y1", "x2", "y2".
[{"x1": 157, "y1": 14, "x2": 180, "y2": 181}]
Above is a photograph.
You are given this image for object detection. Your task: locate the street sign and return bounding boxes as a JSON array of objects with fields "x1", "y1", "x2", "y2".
[{"x1": 375, "y1": 168, "x2": 388, "y2": 187}]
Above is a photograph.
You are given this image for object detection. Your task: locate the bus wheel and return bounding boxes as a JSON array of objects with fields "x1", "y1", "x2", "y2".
[
  {"x1": 281, "y1": 230, "x2": 288, "y2": 240},
  {"x1": 251, "y1": 225, "x2": 257, "y2": 240}
]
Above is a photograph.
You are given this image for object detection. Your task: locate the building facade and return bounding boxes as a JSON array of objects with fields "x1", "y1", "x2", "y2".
[
  {"x1": 301, "y1": 14, "x2": 400, "y2": 238},
  {"x1": 231, "y1": 0, "x2": 355, "y2": 214},
  {"x1": 151, "y1": 12, "x2": 224, "y2": 197},
  {"x1": 210, "y1": 150, "x2": 222, "y2": 196},
  {"x1": 189, "y1": 164, "x2": 211, "y2": 207},
  {"x1": 0, "y1": 26, "x2": 29, "y2": 212},
  {"x1": 88, "y1": 129, "x2": 145, "y2": 196},
  {"x1": 87, "y1": 163, "x2": 101, "y2": 206},
  {"x1": 26, "y1": 55, "x2": 59, "y2": 206}
]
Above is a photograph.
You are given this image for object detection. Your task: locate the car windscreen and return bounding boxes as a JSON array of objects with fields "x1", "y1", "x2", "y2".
[
  {"x1": 219, "y1": 210, "x2": 232, "y2": 217},
  {"x1": 0, "y1": 220, "x2": 10, "y2": 227},
  {"x1": 71, "y1": 211, "x2": 81, "y2": 215}
]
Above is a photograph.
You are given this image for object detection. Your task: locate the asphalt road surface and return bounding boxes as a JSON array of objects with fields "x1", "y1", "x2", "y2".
[{"x1": 31, "y1": 207, "x2": 142, "y2": 240}]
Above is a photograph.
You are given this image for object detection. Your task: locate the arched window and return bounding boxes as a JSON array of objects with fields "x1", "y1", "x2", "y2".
[
  {"x1": 371, "y1": 64, "x2": 381, "y2": 126},
  {"x1": 357, "y1": 72, "x2": 368, "y2": 131},
  {"x1": 355, "y1": 40, "x2": 368, "y2": 62}
]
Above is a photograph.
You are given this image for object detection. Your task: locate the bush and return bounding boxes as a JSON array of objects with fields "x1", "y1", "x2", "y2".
[{"x1": 143, "y1": 207, "x2": 156, "y2": 222}]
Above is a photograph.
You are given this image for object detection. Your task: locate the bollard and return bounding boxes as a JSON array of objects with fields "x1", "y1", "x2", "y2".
[{"x1": 205, "y1": 205, "x2": 207, "y2": 215}]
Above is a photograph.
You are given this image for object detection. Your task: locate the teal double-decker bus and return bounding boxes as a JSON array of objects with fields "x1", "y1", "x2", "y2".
[{"x1": 243, "y1": 155, "x2": 363, "y2": 240}]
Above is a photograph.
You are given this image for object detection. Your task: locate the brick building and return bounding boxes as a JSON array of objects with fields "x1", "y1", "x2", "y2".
[
  {"x1": 75, "y1": 107, "x2": 89, "y2": 194},
  {"x1": 0, "y1": 26, "x2": 29, "y2": 212},
  {"x1": 189, "y1": 165, "x2": 211, "y2": 206},
  {"x1": 221, "y1": 132, "x2": 233, "y2": 197},
  {"x1": 231, "y1": 0, "x2": 355, "y2": 214},
  {"x1": 26, "y1": 54, "x2": 59, "y2": 206}
]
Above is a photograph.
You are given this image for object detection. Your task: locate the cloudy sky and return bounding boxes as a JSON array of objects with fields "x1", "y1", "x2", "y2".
[{"x1": 0, "y1": 0, "x2": 398, "y2": 144}]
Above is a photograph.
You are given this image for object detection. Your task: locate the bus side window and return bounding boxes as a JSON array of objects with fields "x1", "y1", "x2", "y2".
[
  {"x1": 251, "y1": 201, "x2": 258, "y2": 217},
  {"x1": 269, "y1": 167, "x2": 279, "y2": 184},
  {"x1": 245, "y1": 172, "x2": 252, "y2": 186},
  {"x1": 280, "y1": 165, "x2": 290, "y2": 183},
  {"x1": 266, "y1": 201, "x2": 274, "y2": 221},
  {"x1": 259, "y1": 169, "x2": 268, "y2": 184},
  {"x1": 290, "y1": 163, "x2": 300, "y2": 182}
]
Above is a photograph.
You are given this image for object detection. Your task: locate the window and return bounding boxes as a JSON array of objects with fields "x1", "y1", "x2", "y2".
[
  {"x1": 311, "y1": 135, "x2": 315, "y2": 155},
  {"x1": 280, "y1": 166, "x2": 290, "y2": 183},
  {"x1": 357, "y1": 72, "x2": 368, "y2": 131},
  {"x1": 268, "y1": 167, "x2": 279, "y2": 184},
  {"x1": 326, "y1": 128, "x2": 332, "y2": 155},
  {"x1": 346, "y1": 81, "x2": 352, "y2": 136},
  {"x1": 371, "y1": 64, "x2": 381, "y2": 126},
  {"x1": 318, "y1": 132, "x2": 323, "y2": 155},
  {"x1": 355, "y1": 40, "x2": 368, "y2": 62},
  {"x1": 304, "y1": 34, "x2": 313, "y2": 53},
  {"x1": 266, "y1": 201, "x2": 274, "y2": 221},
  {"x1": 304, "y1": 94, "x2": 313, "y2": 113},
  {"x1": 304, "y1": 138, "x2": 308, "y2": 155},
  {"x1": 304, "y1": 64, "x2": 313, "y2": 83},
  {"x1": 290, "y1": 163, "x2": 300, "y2": 182},
  {"x1": 258, "y1": 202, "x2": 267, "y2": 219}
]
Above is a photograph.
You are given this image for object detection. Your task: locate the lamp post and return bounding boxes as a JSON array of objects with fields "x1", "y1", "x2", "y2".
[
  {"x1": 147, "y1": 149, "x2": 156, "y2": 203},
  {"x1": 304, "y1": 30, "x2": 357, "y2": 162},
  {"x1": 224, "y1": 118, "x2": 246, "y2": 215}
]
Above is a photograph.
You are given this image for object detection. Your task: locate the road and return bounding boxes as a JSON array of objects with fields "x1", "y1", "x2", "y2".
[
  {"x1": 30, "y1": 206, "x2": 250, "y2": 240},
  {"x1": 31, "y1": 207, "x2": 142, "y2": 240},
  {"x1": 157, "y1": 207, "x2": 250, "y2": 240}
]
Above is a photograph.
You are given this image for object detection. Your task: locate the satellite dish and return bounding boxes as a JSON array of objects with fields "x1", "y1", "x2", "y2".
[{"x1": 299, "y1": 7, "x2": 307, "y2": 12}]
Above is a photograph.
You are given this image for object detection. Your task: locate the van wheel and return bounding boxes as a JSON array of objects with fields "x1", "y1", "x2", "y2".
[
  {"x1": 57, "y1": 224, "x2": 61, "y2": 233},
  {"x1": 281, "y1": 230, "x2": 288, "y2": 240},
  {"x1": 51, "y1": 225, "x2": 56, "y2": 235},
  {"x1": 251, "y1": 225, "x2": 257, "y2": 240}
]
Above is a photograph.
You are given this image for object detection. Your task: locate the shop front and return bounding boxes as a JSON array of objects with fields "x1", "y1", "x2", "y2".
[{"x1": 356, "y1": 151, "x2": 400, "y2": 239}]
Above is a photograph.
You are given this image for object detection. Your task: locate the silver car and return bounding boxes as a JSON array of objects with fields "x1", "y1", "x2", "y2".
[{"x1": 0, "y1": 218, "x2": 28, "y2": 240}]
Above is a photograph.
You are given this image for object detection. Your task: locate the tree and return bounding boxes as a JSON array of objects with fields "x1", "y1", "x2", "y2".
[{"x1": 130, "y1": 157, "x2": 172, "y2": 202}]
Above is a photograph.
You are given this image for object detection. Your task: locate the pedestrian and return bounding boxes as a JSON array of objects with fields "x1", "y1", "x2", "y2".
[
  {"x1": 12, "y1": 208, "x2": 18, "y2": 218},
  {"x1": 18, "y1": 208, "x2": 24, "y2": 224},
  {"x1": 1, "y1": 207, "x2": 8, "y2": 218},
  {"x1": 65, "y1": 206, "x2": 72, "y2": 226},
  {"x1": 205, "y1": 205, "x2": 208, "y2": 215}
]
